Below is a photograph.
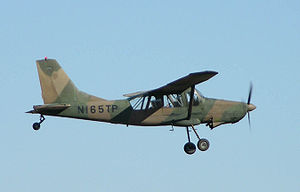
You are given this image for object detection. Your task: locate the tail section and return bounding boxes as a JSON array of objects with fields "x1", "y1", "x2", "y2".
[{"x1": 36, "y1": 58, "x2": 105, "y2": 104}]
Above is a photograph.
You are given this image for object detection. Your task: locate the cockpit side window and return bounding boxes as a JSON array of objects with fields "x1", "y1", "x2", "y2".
[
  {"x1": 130, "y1": 95, "x2": 164, "y2": 110},
  {"x1": 129, "y1": 92, "x2": 189, "y2": 110},
  {"x1": 129, "y1": 96, "x2": 144, "y2": 110},
  {"x1": 149, "y1": 96, "x2": 163, "y2": 109},
  {"x1": 167, "y1": 94, "x2": 183, "y2": 107},
  {"x1": 129, "y1": 94, "x2": 184, "y2": 110}
]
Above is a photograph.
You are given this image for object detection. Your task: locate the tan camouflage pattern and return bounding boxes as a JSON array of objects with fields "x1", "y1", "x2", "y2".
[{"x1": 28, "y1": 59, "x2": 256, "y2": 129}]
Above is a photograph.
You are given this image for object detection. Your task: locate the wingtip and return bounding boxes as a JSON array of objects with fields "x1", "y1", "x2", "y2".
[
  {"x1": 210, "y1": 71, "x2": 218, "y2": 75},
  {"x1": 189, "y1": 71, "x2": 218, "y2": 78},
  {"x1": 190, "y1": 70, "x2": 218, "y2": 74},
  {"x1": 26, "y1": 109, "x2": 39, "y2": 114}
]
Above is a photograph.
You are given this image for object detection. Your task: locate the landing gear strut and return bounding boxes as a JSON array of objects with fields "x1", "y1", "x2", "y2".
[
  {"x1": 183, "y1": 125, "x2": 210, "y2": 155},
  {"x1": 183, "y1": 127, "x2": 196, "y2": 155},
  {"x1": 32, "y1": 115, "x2": 45, "y2": 131}
]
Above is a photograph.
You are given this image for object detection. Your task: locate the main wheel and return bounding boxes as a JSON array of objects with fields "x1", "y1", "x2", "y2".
[
  {"x1": 184, "y1": 142, "x2": 196, "y2": 155},
  {"x1": 197, "y1": 139, "x2": 210, "y2": 151},
  {"x1": 32, "y1": 122, "x2": 40, "y2": 130}
]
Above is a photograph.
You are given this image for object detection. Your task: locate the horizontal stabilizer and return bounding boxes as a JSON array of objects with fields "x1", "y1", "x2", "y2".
[{"x1": 26, "y1": 104, "x2": 71, "y2": 114}]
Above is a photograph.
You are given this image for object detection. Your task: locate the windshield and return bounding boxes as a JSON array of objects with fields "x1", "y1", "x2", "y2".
[
  {"x1": 195, "y1": 89, "x2": 204, "y2": 98},
  {"x1": 185, "y1": 88, "x2": 204, "y2": 106}
]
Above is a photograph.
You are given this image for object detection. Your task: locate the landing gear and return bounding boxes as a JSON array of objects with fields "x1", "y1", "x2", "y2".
[
  {"x1": 184, "y1": 142, "x2": 196, "y2": 154},
  {"x1": 197, "y1": 139, "x2": 209, "y2": 151},
  {"x1": 32, "y1": 122, "x2": 40, "y2": 130},
  {"x1": 183, "y1": 125, "x2": 210, "y2": 155},
  {"x1": 183, "y1": 127, "x2": 196, "y2": 155},
  {"x1": 32, "y1": 115, "x2": 45, "y2": 131}
]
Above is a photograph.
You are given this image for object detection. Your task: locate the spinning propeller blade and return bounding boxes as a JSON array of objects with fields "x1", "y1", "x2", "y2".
[
  {"x1": 248, "y1": 111, "x2": 251, "y2": 132},
  {"x1": 247, "y1": 83, "x2": 254, "y2": 131},
  {"x1": 247, "y1": 82, "x2": 253, "y2": 105}
]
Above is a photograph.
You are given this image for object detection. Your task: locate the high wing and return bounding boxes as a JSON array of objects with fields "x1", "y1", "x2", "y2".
[{"x1": 124, "y1": 71, "x2": 218, "y2": 98}]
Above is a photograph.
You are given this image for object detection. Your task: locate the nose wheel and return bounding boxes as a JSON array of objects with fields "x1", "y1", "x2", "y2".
[
  {"x1": 32, "y1": 115, "x2": 45, "y2": 131},
  {"x1": 183, "y1": 125, "x2": 210, "y2": 155}
]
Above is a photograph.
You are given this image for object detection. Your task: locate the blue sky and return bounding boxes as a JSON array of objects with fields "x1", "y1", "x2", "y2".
[{"x1": 0, "y1": 0, "x2": 299, "y2": 191}]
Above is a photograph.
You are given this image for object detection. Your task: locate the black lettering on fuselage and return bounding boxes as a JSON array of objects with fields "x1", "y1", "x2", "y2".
[
  {"x1": 98, "y1": 105, "x2": 104, "y2": 113},
  {"x1": 77, "y1": 105, "x2": 118, "y2": 114},
  {"x1": 90, "y1": 105, "x2": 96, "y2": 113},
  {"x1": 106, "y1": 105, "x2": 111, "y2": 112},
  {"x1": 112, "y1": 105, "x2": 118, "y2": 112},
  {"x1": 78, "y1": 106, "x2": 85, "y2": 114}
]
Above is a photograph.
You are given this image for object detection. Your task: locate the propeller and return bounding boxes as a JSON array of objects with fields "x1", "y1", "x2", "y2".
[{"x1": 246, "y1": 82, "x2": 256, "y2": 131}]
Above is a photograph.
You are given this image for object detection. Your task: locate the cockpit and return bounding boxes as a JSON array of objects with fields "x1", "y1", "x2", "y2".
[{"x1": 129, "y1": 88, "x2": 204, "y2": 110}]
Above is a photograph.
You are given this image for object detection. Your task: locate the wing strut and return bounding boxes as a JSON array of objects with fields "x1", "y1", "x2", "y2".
[{"x1": 187, "y1": 85, "x2": 195, "y2": 120}]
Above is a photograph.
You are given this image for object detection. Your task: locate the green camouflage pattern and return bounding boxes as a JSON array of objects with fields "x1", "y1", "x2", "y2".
[{"x1": 28, "y1": 59, "x2": 256, "y2": 129}]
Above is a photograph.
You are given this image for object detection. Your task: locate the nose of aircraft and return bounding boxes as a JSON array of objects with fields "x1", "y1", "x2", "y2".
[{"x1": 247, "y1": 104, "x2": 256, "y2": 112}]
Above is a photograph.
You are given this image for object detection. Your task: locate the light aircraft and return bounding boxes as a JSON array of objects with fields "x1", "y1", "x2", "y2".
[{"x1": 27, "y1": 58, "x2": 256, "y2": 155}]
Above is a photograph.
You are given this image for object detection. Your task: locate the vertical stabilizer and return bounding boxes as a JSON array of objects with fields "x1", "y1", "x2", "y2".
[
  {"x1": 36, "y1": 59, "x2": 78, "y2": 104},
  {"x1": 36, "y1": 58, "x2": 106, "y2": 104}
]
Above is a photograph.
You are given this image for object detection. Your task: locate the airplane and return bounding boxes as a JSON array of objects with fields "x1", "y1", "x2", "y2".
[{"x1": 27, "y1": 58, "x2": 256, "y2": 155}]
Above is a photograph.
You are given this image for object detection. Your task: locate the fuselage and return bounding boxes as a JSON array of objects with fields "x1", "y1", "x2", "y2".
[{"x1": 40, "y1": 88, "x2": 250, "y2": 129}]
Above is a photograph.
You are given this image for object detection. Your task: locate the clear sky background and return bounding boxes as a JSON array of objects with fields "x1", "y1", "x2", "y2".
[{"x1": 0, "y1": 0, "x2": 299, "y2": 191}]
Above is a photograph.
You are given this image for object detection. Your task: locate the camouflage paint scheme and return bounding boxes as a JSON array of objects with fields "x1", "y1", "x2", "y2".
[{"x1": 27, "y1": 59, "x2": 256, "y2": 129}]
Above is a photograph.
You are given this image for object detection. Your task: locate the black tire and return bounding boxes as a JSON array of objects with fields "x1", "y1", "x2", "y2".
[
  {"x1": 32, "y1": 122, "x2": 40, "y2": 130},
  {"x1": 197, "y1": 139, "x2": 210, "y2": 151},
  {"x1": 184, "y1": 142, "x2": 196, "y2": 155}
]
